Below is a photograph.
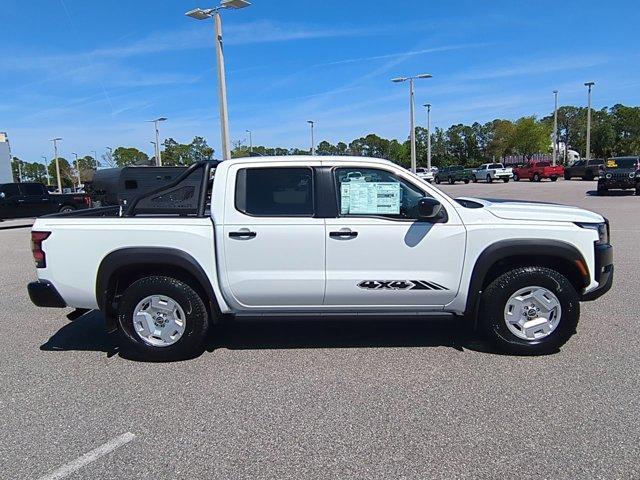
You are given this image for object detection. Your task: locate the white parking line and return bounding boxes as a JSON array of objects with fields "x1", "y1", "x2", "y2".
[{"x1": 37, "y1": 432, "x2": 136, "y2": 480}]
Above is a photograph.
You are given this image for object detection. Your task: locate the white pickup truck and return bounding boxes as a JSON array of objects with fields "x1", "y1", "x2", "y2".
[
  {"x1": 28, "y1": 156, "x2": 613, "y2": 360},
  {"x1": 472, "y1": 163, "x2": 513, "y2": 183}
]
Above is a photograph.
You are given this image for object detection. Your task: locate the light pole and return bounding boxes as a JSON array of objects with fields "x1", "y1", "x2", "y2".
[
  {"x1": 50, "y1": 137, "x2": 62, "y2": 193},
  {"x1": 106, "y1": 147, "x2": 113, "y2": 168},
  {"x1": 307, "y1": 120, "x2": 315, "y2": 155},
  {"x1": 72, "y1": 152, "x2": 82, "y2": 188},
  {"x1": 552, "y1": 90, "x2": 559, "y2": 166},
  {"x1": 186, "y1": 0, "x2": 251, "y2": 161},
  {"x1": 92, "y1": 150, "x2": 98, "y2": 170},
  {"x1": 16, "y1": 159, "x2": 22, "y2": 182},
  {"x1": 423, "y1": 103, "x2": 432, "y2": 171},
  {"x1": 584, "y1": 81, "x2": 595, "y2": 160},
  {"x1": 42, "y1": 156, "x2": 50, "y2": 185},
  {"x1": 392, "y1": 73, "x2": 433, "y2": 173},
  {"x1": 246, "y1": 129, "x2": 253, "y2": 155},
  {"x1": 148, "y1": 117, "x2": 167, "y2": 166}
]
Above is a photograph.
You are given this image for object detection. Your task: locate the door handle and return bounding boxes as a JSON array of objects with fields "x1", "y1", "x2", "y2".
[
  {"x1": 229, "y1": 230, "x2": 257, "y2": 239},
  {"x1": 330, "y1": 230, "x2": 358, "y2": 238}
]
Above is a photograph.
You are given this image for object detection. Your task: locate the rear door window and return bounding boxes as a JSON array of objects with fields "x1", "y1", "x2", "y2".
[
  {"x1": 19, "y1": 184, "x2": 45, "y2": 196},
  {"x1": 235, "y1": 167, "x2": 314, "y2": 216}
]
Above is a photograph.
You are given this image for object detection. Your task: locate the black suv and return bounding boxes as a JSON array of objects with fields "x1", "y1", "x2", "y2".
[
  {"x1": 597, "y1": 156, "x2": 640, "y2": 195},
  {"x1": 564, "y1": 159, "x2": 604, "y2": 180}
]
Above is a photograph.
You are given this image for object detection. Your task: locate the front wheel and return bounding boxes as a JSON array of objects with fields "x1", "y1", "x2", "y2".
[
  {"x1": 513, "y1": 173, "x2": 520, "y2": 181},
  {"x1": 117, "y1": 276, "x2": 210, "y2": 361},
  {"x1": 435, "y1": 176, "x2": 441, "y2": 185},
  {"x1": 448, "y1": 176, "x2": 455, "y2": 184},
  {"x1": 472, "y1": 176, "x2": 478, "y2": 183},
  {"x1": 486, "y1": 174, "x2": 493, "y2": 183},
  {"x1": 464, "y1": 179, "x2": 470, "y2": 184},
  {"x1": 479, "y1": 267, "x2": 579, "y2": 355},
  {"x1": 502, "y1": 178, "x2": 510, "y2": 183},
  {"x1": 564, "y1": 172, "x2": 571, "y2": 180},
  {"x1": 550, "y1": 176, "x2": 558, "y2": 182},
  {"x1": 59, "y1": 205, "x2": 75, "y2": 214}
]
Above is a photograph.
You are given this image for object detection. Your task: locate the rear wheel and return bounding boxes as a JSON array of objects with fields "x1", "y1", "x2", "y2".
[
  {"x1": 532, "y1": 173, "x2": 541, "y2": 182},
  {"x1": 486, "y1": 174, "x2": 492, "y2": 183},
  {"x1": 117, "y1": 276, "x2": 210, "y2": 361},
  {"x1": 550, "y1": 176, "x2": 558, "y2": 182},
  {"x1": 464, "y1": 179, "x2": 470, "y2": 184},
  {"x1": 479, "y1": 267, "x2": 579, "y2": 355},
  {"x1": 435, "y1": 176, "x2": 441, "y2": 185},
  {"x1": 635, "y1": 183, "x2": 640, "y2": 195},
  {"x1": 472, "y1": 176, "x2": 478, "y2": 183},
  {"x1": 502, "y1": 178, "x2": 510, "y2": 183},
  {"x1": 59, "y1": 205, "x2": 75, "y2": 213},
  {"x1": 448, "y1": 176, "x2": 455, "y2": 184},
  {"x1": 564, "y1": 172, "x2": 571, "y2": 180},
  {"x1": 513, "y1": 173, "x2": 520, "y2": 181}
]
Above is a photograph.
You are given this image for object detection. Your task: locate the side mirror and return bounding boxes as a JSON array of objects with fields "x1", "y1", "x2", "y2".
[{"x1": 417, "y1": 197, "x2": 442, "y2": 219}]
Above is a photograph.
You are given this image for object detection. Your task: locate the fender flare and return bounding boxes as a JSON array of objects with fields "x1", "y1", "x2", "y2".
[
  {"x1": 464, "y1": 239, "x2": 589, "y2": 318},
  {"x1": 96, "y1": 247, "x2": 220, "y2": 325}
]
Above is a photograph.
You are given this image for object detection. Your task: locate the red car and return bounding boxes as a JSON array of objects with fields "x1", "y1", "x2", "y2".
[{"x1": 512, "y1": 161, "x2": 564, "y2": 182}]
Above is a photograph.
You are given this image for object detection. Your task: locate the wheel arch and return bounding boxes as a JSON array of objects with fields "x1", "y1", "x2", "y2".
[
  {"x1": 464, "y1": 239, "x2": 590, "y2": 321},
  {"x1": 96, "y1": 247, "x2": 221, "y2": 330}
]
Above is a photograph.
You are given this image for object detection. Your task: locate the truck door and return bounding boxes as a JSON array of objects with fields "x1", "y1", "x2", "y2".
[
  {"x1": 18, "y1": 184, "x2": 51, "y2": 217},
  {"x1": 323, "y1": 165, "x2": 466, "y2": 308},
  {"x1": 220, "y1": 163, "x2": 326, "y2": 309},
  {"x1": 0, "y1": 184, "x2": 21, "y2": 219}
]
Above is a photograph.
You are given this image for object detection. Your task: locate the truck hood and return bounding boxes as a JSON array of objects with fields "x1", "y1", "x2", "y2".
[{"x1": 456, "y1": 197, "x2": 604, "y2": 223}]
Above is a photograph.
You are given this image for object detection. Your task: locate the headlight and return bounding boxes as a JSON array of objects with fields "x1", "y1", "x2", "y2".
[
  {"x1": 630, "y1": 173, "x2": 636, "y2": 179},
  {"x1": 575, "y1": 221, "x2": 609, "y2": 245}
]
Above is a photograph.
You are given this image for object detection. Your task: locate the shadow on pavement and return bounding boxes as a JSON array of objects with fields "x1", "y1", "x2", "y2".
[
  {"x1": 586, "y1": 190, "x2": 637, "y2": 197},
  {"x1": 40, "y1": 310, "x2": 500, "y2": 362}
]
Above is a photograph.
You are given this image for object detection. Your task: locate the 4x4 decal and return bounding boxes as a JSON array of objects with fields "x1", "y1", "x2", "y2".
[{"x1": 357, "y1": 280, "x2": 448, "y2": 291}]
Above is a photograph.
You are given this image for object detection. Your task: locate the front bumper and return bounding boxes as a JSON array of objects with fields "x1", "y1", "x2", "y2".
[
  {"x1": 27, "y1": 280, "x2": 67, "y2": 308},
  {"x1": 582, "y1": 243, "x2": 613, "y2": 301}
]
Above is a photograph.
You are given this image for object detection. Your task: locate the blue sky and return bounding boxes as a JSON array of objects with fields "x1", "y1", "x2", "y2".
[{"x1": 2, "y1": 0, "x2": 639, "y2": 162}]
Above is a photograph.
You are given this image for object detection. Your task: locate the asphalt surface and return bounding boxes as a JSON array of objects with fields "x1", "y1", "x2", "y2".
[{"x1": 1, "y1": 178, "x2": 639, "y2": 479}]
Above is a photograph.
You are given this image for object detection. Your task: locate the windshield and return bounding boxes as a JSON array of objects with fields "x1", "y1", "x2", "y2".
[{"x1": 606, "y1": 158, "x2": 639, "y2": 169}]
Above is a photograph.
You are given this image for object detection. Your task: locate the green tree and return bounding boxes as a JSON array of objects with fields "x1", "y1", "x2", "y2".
[
  {"x1": 113, "y1": 147, "x2": 150, "y2": 167},
  {"x1": 163, "y1": 137, "x2": 215, "y2": 165},
  {"x1": 485, "y1": 119, "x2": 516, "y2": 160},
  {"x1": 47, "y1": 158, "x2": 75, "y2": 189},
  {"x1": 511, "y1": 116, "x2": 551, "y2": 161}
]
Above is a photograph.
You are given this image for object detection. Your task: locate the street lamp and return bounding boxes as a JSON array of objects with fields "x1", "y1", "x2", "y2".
[
  {"x1": 50, "y1": 137, "x2": 62, "y2": 193},
  {"x1": 186, "y1": 0, "x2": 251, "y2": 161},
  {"x1": 106, "y1": 147, "x2": 113, "y2": 168},
  {"x1": 392, "y1": 73, "x2": 433, "y2": 173},
  {"x1": 423, "y1": 103, "x2": 432, "y2": 172},
  {"x1": 41, "y1": 155, "x2": 50, "y2": 185},
  {"x1": 584, "y1": 81, "x2": 595, "y2": 160},
  {"x1": 71, "y1": 152, "x2": 82, "y2": 189},
  {"x1": 148, "y1": 117, "x2": 167, "y2": 166},
  {"x1": 552, "y1": 90, "x2": 559, "y2": 166},
  {"x1": 307, "y1": 120, "x2": 315, "y2": 155},
  {"x1": 246, "y1": 129, "x2": 253, "y2": 155}
]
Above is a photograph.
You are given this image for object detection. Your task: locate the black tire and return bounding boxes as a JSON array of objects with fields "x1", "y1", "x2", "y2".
[
  {"x1": 486, "y1": 174, "x2": 493, "y2": 183},
  {"x1": 550, "y1": 176, "x2": 558, "y2": 182},
  {"x1": 532, "y1": 173, "x2": 541, "y2": 182},
  {"x1": 448, "y1": 176, "x2": 455, "y2": 185},
  {"x1": 117, "y1": 276, "x2": 210, "y2": 361},
  {"x1": 464, "y1": 179, "x2": 470, "y2": 184},
  {"x1": 479, "y1": 267, "x2": 580, "y2": 355},
  {"x1": 502, "y1": 178, "x2": 510, "y2": 183},
  {"x1": 635, "y1": 184, "x2": 640, "y2": 195},
  {"x1": 435, "y1": 176, "x2": 441, "y2": 185},
  {"x1": 513, "y1": 173, "x2": 520, "y2": 182},
  {"x1": 59, "y1": 205, "x2": 75, "y2": 213},
  {"x1": 472, "y1": 176, "x2": 478, "y2": 183},
  {"x1": 564, "y1": 172, "x2": 571, "y2": 180}
]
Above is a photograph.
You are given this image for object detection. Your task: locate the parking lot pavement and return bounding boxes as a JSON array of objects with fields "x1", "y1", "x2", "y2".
[
  {"x1": 1, "y1": 178, "x2": 639, "y2": 479},
  {"x1": 0, "y1": 217, "x2": 34, "y2": 230}
]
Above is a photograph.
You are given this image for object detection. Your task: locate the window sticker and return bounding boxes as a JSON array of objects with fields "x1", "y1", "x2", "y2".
[
  {"x1": 340, "y1": 181, "x2": 400, "y2": 215},
  {"x1": 606, "y1": 159, "x2": 617, "y2": 168}
]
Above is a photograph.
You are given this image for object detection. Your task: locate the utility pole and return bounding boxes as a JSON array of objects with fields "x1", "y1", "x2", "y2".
[
  {"x1": 246, "y1": 129, "x2": 253, "y2": 155},
  {"x1": 307, "y1": 120, "x2": 315, "y2": 155},
  {"x1": 392, "y1": 73, "x2": 432, "y2": 173},
  {"x1": 72, "y1": 152, "x2": 82, "y2": 188},
  {"x1": 92, "y1": 150, "x2": 99, "y2": 171},
  {"x1": 552, "y1": 90, "x2": 559, "y2": 166},
  {"x1": 423, "y1": 103, "x2": 432, "y2": 171},
  {"x1": 42, "y1": 156, "x2": 50, "y2": 185},
  {"x1": 51, "y1": 137, "x2": 62, "y2": 193},
  {"x1": 584, "y1": 82, "x2": 595, "y2": 160}
]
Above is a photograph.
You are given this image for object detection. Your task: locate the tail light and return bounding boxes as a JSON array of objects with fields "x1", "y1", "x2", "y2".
[
  {"x1": 31, "y1": 231, "x2": 51, "y2": 268},
  {"x1": 84, "y1": 196, "x2": 92, "y2": 207}
]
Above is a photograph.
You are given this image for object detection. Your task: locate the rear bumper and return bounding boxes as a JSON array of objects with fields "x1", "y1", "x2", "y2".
[
  {"x1": 582, "y1": 244, "x2": 614, "y2": 301},
  {"x1": 27, "y1": 280, "x2": 67, "y2": 308}
]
